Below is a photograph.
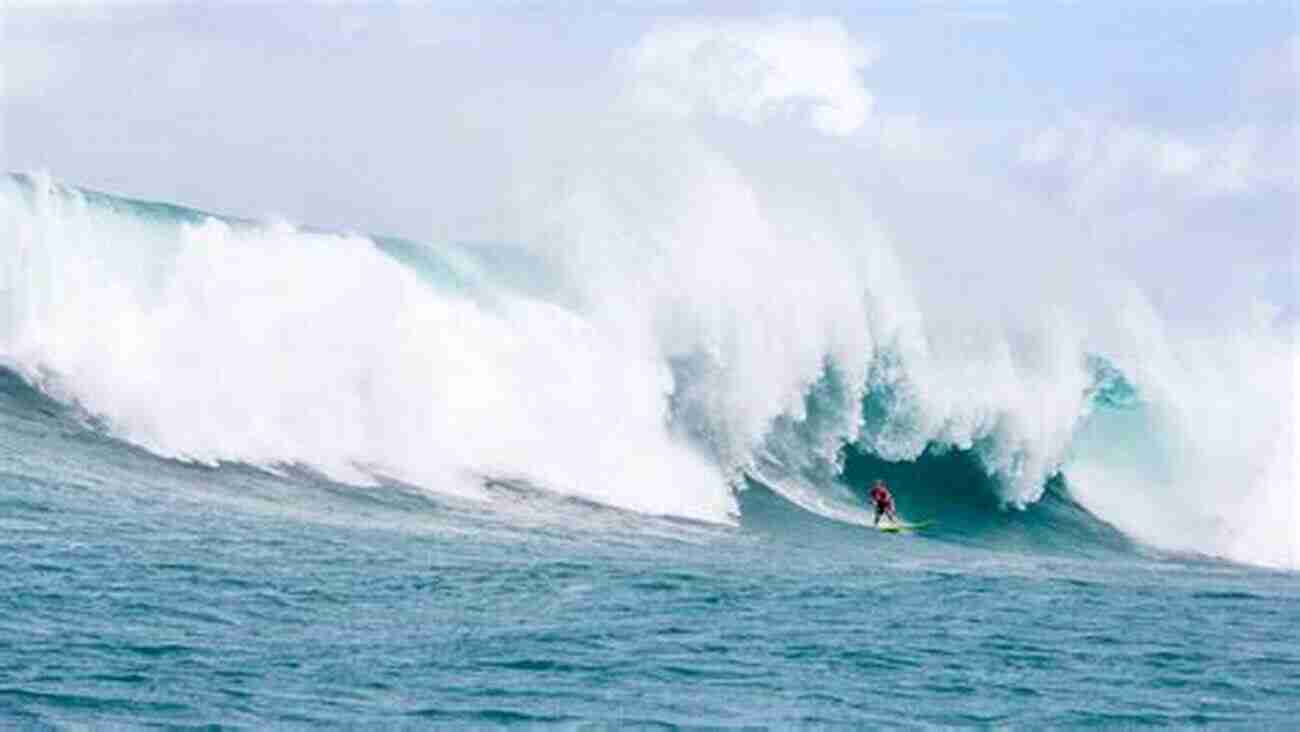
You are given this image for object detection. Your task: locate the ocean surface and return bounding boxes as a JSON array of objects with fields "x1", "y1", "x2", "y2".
[
  {"x1": 2, "y1": 174, "x2": 1297, "y2": 726},
  {"x1": 4, "y1": 374, "x2": 1299, "y2": 727}
]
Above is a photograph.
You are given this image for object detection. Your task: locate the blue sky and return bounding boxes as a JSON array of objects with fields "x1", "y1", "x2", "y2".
[{"x1": 3, "y1": 1, "x2": 1296, "y2": 317}]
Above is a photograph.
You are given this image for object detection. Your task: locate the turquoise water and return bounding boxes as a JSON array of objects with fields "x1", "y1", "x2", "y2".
[{"x1": 4, "y1": 375, "x2": 1298, "y2": 728}]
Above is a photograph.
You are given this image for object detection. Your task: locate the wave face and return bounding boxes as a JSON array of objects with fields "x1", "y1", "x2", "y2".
[{"x1": 2, "y1": 156, "x2": 1294, "y2": 568}]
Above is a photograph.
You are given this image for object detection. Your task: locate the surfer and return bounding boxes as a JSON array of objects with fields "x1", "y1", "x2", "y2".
[{"x1": 869, "y1": 479, "x2": 899, "y2": 527}]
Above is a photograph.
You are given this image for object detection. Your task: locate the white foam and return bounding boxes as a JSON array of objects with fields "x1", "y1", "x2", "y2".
[
  {"x1": 0, "y1": 175, "x2": 734, "y2": 522},
  {"x1": 1065, "y1": 299, "x2": 1298, "y2": 569}
]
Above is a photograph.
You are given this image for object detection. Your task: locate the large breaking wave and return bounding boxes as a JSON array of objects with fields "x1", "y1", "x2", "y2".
[
  {"x1": 3, "y1": 170, "x2": 1293, "y2": 569},
  {"x1": 1, "y1": 22, "x2": 1294, "y2": 570}
]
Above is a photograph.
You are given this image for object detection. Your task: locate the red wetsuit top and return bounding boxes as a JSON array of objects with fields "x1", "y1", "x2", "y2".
[{"x1": 870, "y1": 486, "x2": 893, "y2": 510}]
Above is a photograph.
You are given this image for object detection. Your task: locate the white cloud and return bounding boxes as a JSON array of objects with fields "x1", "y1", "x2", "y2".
[
  {"x1": 624, "y1": 17, "x2": 876, "y2": 136},
  {"x1": 866, "y1": 113, "x2": 962, "y2": 161},
  {"x1": 1020, "y1": 34, "x2": 1298, "y2": 216},
  {"x1": 1, "y1": 41, "x2": 63, "y2": 99},
  {"x1": 1018, "y1": 118, "x2": 1296, "y2": 212},
  {"x1": 1241, "y1": 33, "x2": 1300, "y2": 105}
]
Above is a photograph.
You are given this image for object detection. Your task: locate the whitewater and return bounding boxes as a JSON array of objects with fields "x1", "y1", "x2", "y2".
[
  {"x1": 4, "y1": 169, "x2": 1298, "y2": 724},
  {"x1": 2, "y1": 162, "x2": 1294, "y2": 568}
]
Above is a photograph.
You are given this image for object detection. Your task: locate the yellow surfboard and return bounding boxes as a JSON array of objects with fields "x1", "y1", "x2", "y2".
[{"x1": 878, "y1": 520, "x2": 934, "y2": 534}]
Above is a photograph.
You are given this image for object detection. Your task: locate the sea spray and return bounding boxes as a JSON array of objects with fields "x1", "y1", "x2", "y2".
[{"x1": 1, "y1": 20, "x2": 1294, "y2": 567}]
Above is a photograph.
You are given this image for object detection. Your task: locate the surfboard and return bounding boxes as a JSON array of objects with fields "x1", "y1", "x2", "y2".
[{"x1": 877, "y1": 520, "x2": 934, "y2": 534}]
